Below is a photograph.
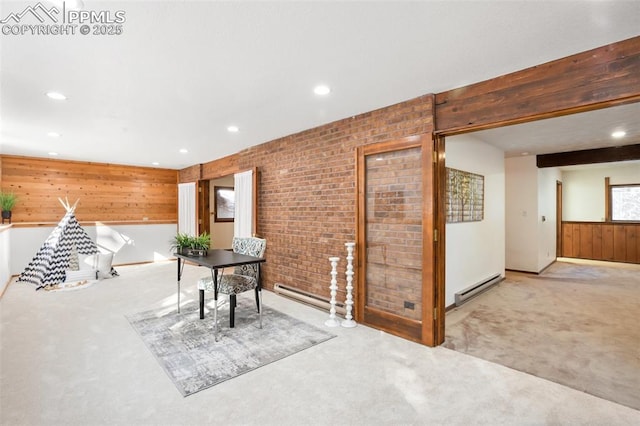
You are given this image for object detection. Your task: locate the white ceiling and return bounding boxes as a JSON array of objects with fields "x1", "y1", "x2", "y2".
[
  {"x1": 469, "y1": 102, "x2": 640, "y2": 157},
  {"x1": 1, "y1": 0, "x2": 639, "y2": 169}
]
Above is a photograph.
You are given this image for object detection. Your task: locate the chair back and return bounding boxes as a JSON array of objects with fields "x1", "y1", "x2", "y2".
[{"x1": 231, "y1": 237, "x2": 266, "y2": 278}]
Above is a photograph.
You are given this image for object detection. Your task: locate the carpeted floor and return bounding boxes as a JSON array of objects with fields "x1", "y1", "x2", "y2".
[
  {"x1": 2, "y1": 260, "x2": 640, "y2": 425},
  {"x1": 443, "y1": 258, "x2": 640, "y2": 411}
]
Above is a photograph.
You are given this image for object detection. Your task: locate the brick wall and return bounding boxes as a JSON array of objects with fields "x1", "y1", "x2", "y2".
[{"x1": 195, "y1": 94, "x2": 434, "y2": 300}]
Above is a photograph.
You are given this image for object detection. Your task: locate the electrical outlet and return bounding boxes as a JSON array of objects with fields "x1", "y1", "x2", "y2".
[{"x1": 404, "y1": 301, "x2": 415, "y2": 310}]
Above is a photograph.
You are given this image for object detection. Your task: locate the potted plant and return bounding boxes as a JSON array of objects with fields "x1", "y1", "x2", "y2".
[
  {"x1": 189, "y1": 232, "x2": 211, "y2": 256},
  {"x1": 169, "y1": 232, "x2": 193, "y2": 255},
  {"x1": 0, "y1": 191, "x2": 18, "y2": 224},
  {"x1": 169, "y1": 232, "x2": 211, "y2": 256}
]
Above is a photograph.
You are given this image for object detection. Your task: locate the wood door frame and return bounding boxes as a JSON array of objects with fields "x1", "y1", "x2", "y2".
[
  {"x1": 355, "y1": 134, "x2": 440, "y2": 346},
  {"x1": 196, "y1": 167, "x2": 259, "y2": 238},
  {"x1": 197, "y1": 180, "x2": 210, "y2": 235},
  {"x1": 556, "y1": 180, "x2": 563, "y2": 257}
]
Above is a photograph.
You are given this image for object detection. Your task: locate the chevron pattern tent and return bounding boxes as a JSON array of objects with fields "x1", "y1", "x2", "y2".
[{"x1": 18, "y1": 199, "x2": 98, "y2": 290}]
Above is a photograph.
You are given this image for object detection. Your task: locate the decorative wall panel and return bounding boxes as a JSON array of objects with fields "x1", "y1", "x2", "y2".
[{"x1": 446, "y1": 168, "x2": 484, "y2": 223}]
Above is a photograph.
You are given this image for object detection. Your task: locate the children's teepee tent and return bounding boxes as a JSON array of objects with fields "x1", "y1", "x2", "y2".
[{"x1": 18, "y1": 198, "x2": 99, "y2": 290}]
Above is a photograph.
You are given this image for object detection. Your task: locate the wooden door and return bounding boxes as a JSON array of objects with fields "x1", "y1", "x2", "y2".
[{"x1": 356, "y1": 135, "x2": 437, "y2": 345}]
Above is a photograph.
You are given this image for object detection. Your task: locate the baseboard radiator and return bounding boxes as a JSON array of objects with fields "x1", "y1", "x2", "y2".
[
  {"x1": 454, "y1": 273, "x2": 503, "y2": 306},
  {"x1": 273, "y1": 283, "x2": 346, "y2": 316}
]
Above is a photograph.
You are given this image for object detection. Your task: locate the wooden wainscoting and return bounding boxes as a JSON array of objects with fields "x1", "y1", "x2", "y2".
[{"x1": 561, "y1": 221, "x2": 639, "y2": 264}]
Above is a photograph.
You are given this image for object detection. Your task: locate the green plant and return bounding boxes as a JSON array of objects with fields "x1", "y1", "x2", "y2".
[
  {"x1": 0, "y1": 191, "x2": 18, "y2": 212},
  {"x1": 169, "y1": 232, "x2": 193, "y2": 252},
  {"x1": 191, "y1": 232, "x2": 211, "y2": 250},
  {"x1": 169, "y1": 232, "x2": 211, "y2": 253}
]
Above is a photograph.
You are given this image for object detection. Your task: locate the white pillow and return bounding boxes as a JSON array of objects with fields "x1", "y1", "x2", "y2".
[
  {"x1": 65, "y1": 269, "x2": 97, "y2": 283},
  {"x1": 79, "y1": 252, "x2": 115, "y2": 279},
  {"x1": 96, "y1": 252, "x2": 114, "y2": 279}
]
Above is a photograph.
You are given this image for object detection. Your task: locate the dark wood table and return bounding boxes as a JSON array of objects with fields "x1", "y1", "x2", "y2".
[{"x1": 175, "y1": 250, "x2": 266, "y2": 338}]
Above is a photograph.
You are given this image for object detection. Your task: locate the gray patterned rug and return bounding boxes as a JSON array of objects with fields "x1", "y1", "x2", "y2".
[{"x1": 127, "y1": 299, "x2": 335, "y2": 396}]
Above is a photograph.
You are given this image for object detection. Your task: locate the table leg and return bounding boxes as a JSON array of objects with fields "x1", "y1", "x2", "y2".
[
  {"x1": 176, "y1": 258, "x2": 182, "y2": 313},
  {"x1": 212, "y1": 268, "x2": 219, "y2": 341},
  {"x1": 199, "y1": 289, "x2": 205, "y2": 319},
  {"x1": 257, "y1": 263, "x2": 262, "y2": 329}
]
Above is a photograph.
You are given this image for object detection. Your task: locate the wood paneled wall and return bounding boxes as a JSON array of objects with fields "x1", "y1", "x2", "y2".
[
  {"x1": 1, "y1": 155, "x2": 178, "y2": 223},
  {"x1": 562, "y1": 221, "x2": 639, "y2": 264}
]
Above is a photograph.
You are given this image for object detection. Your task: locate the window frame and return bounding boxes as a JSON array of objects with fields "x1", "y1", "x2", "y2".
[{"x1": 607, "y1": 182, "x2": 640, "y2": 223}]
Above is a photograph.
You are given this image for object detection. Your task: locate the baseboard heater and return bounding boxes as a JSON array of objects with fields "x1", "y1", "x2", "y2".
[
  {"x1": 273, "y1": 283, "x2": 346, "y2": 316},
  {"x1": 454, "y1": 273, "x2": 503, "y2": 306}
]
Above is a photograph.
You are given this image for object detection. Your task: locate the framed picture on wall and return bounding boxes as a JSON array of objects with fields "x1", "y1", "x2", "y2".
[{"x1": 214, "y1": 186, "x2": 235, "y2": 222}]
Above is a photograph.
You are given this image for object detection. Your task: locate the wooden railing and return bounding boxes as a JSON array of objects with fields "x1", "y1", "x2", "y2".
[{"x1": 561, "y1": 221, "x2": 639, "y2": 264}]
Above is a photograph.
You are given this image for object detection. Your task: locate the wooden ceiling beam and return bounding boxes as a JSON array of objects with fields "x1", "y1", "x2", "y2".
[{"x1": 536, "y1": 144, "x2": 640, "y2": 168}]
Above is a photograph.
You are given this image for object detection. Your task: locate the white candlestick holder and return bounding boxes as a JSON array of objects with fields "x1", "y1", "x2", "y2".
[
  {"x1": 342, "y1": 242, "x2": 357, "y2": 328},
  {"x1": 325, "y1": 256, "x2": 341, "y2": 327}
]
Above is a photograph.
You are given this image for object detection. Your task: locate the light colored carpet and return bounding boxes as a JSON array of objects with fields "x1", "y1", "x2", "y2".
[
  {"x1": 443, "y1": 259, "x2": 640, "y2": 411},
  {"x1": 127, "y1": 299, "x2": 335, "y2": 396},
  {"x1": 2, "y1": 260, "x2": 639, "y2": 425}
]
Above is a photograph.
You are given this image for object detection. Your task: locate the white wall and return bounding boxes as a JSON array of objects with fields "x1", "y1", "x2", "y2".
[
  {"x1": 562, "y1": 162, "x2": 640, "y2": 221},
  {"x1": 0, "y1": 227, "x2": 10, "y2": 295},
  {"x1": 9, "y1": 223, "x2": 176, "y2": 276},
  {"x1": 505, "y1": 155, "x2": 561, "y2": 273},
  {"x1": 505, "y1": 155, "x2": 539, "y2": 272},
  {"x1": 445, "y1": 134, "x2": 505, "y2": 307},
  {"x1": 538, "y1": 167, "x2": 561, "y2": 271}
]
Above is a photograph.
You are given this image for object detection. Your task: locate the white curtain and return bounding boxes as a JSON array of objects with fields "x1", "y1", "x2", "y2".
[
  {"x1": 234, "y1": 170, "x2": 254, "y2": 237},
  {"x1": 178, "y1": 182, "x2": 196, "y2": 236}
]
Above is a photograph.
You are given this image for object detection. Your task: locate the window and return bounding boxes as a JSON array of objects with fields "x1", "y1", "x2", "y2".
[
  {"x1": 214, "y1": 186, "x2": 235, "y2": 222},
  {"x1": 610, "y1": 184, "x2": 640, "y2": 221}
]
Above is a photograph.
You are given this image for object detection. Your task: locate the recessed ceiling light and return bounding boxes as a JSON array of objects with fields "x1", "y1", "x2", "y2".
[
  {"x1": 313, "y1": 85, "x2": 331, "y2": 95},
  {"x1": 179, "y1": 149, "x2": 188, "y2": 154},
  {"x1": 521, "y1": 152, "x2": 529, "y2": 156},
  {"x1": 48, "y1": 152, "x2": 58, "y2": 156},
  {"x1": 611, "y1": 130, "x2": 626, "y2": 139},
  {"x1": 47, "y1": 132, "x2": 61, "y2": 138},
  {"x1": 46, "y1": 92, "x2": 67, "y2": 100},
  {"x1": 227, "y1": 125, "x2": 239, "y2": 133},
  {"x1": 152, "y1": 162, "x2": 160, "y2": 166}
]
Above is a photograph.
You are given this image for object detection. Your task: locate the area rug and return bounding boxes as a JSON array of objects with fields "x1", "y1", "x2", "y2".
[{"x1": 127, "y1": 299, "x2": 336, "y2": 396}]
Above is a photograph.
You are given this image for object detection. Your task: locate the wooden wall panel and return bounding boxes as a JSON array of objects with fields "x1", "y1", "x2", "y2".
[
  {"x1": 592, "y1": 225, "x2": 603, "y2": 260},
  {"x1": 613, "y1": 226, "x2": 627, "y2": 262},
  {"x1": 572, "y1": 224, "x2": 581, "y2": 258},
  {"x1": 178, "y1": 164, "x2": 201, "y2": 183},
  {"x1": 201, "y1": 155, "x2": 240, "y2": 180},
  {"x1": 1, "y1": 155, "x2": 178, "y2": 223},
  {"x1": 579, "y1": 223, "x2": 593, "y2": 259},
  {"x1": 561, "y1": 222, "x2": 639, "y2": 264},
  {"x1": 637, "y1": 228, "x2": 640, "y2": 263},
  {"x1": 627, "y1": 226, "x2": 637, "y2": 263},
  {"x1": 562, "y1": 224, "x2": 573, "y2": 257},
  {"x1": 602, "y1": 224, "x2": 614, "y2": 261},
  {"x1": 434, "y1": 36, "x2": 640, "y2": 133}
]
